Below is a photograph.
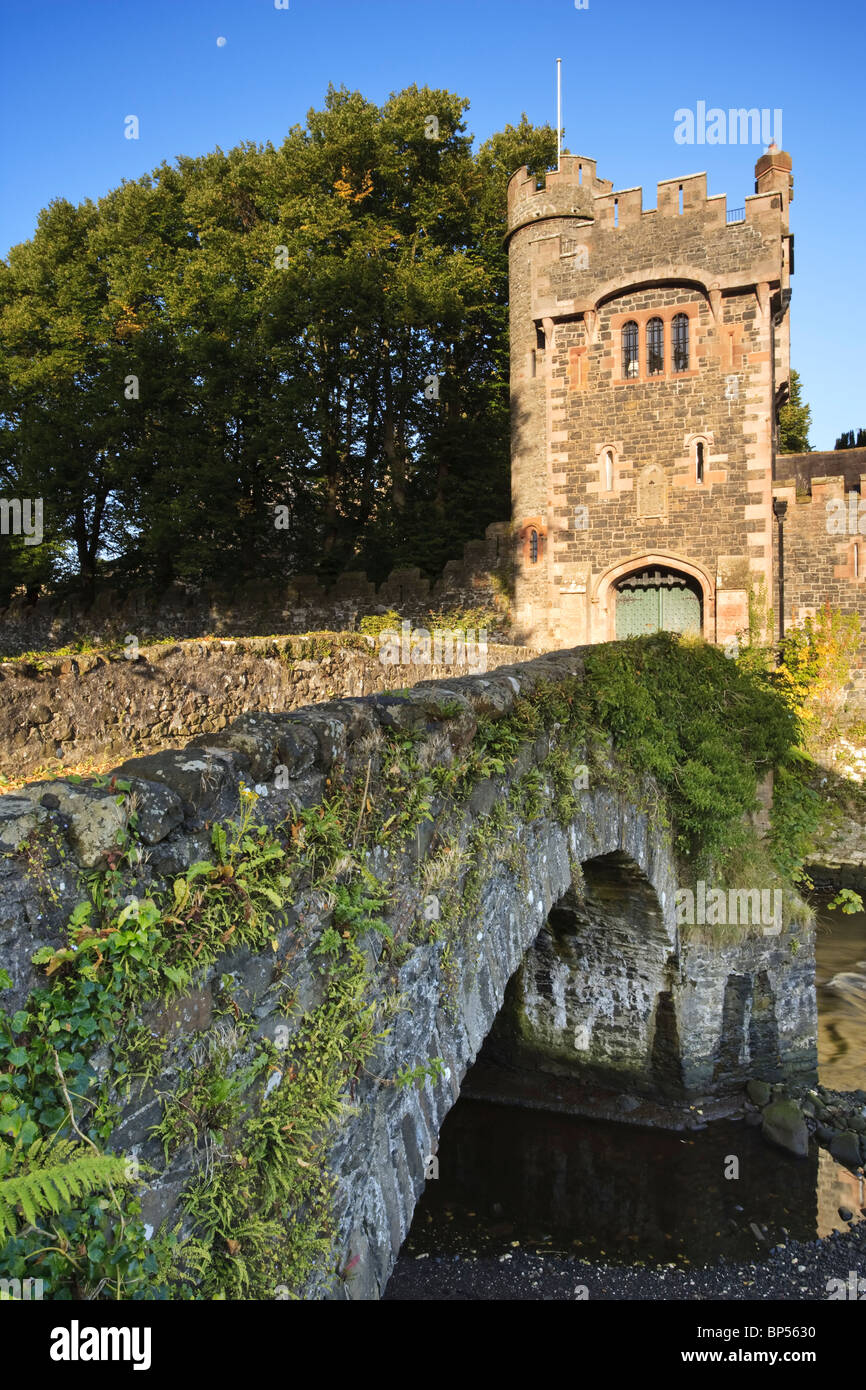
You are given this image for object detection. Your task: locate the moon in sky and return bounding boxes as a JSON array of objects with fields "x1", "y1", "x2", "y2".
[{"x1": 216, "y1": 36, "x2": 227, "y2": 48}]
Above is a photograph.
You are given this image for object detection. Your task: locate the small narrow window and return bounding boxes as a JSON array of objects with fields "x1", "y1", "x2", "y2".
[
  {"x1": 604, "y1": 450, "x2": 614, "y2": 491},
  {"x1": 529, "y1": 530, "x2": 539, "y2": 564},
  {"x1": 672, "y1": 313, "x2": 689, "y2": 372},
  {"x1": 614, "y1": 197, "x2": 619, "y2": 228},
  {"x1": 696, "y1": 440, "x2": 705, "y2": 483},
  {"x1": 530, "y1": 349, "x2": 537, "y2": 379},
  {"x1": 678, "y1": 184, "x2": 684, "y2": 214},
  {"x1": 855, "y1": 543, "x2": 860, "y2": 578},
  {"x1": 535, "y1": 323, "x2": 545, "y2": 351},
  {"x1": 622, "y1": 321, "x2": 639, "y2": 378},
  {"x1": 578, "y1": 163, "x2": 583, "y2": 186},
  {"x1": 647, "y1": 317, "x2": 664, "y2": 376}
]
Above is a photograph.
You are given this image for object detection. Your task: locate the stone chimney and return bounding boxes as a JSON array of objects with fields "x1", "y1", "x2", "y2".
[{"x1": 755, "y1": 144, "x2": 793, "y2": 221}]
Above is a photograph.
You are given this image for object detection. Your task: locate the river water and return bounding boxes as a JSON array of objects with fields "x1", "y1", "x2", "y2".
[
  {"x1": 390, "y1": 899, "x2": 865, "y2": 1280},
  {"x1": 814, "y1": 899, "x2": 866, "y2": 1091}
]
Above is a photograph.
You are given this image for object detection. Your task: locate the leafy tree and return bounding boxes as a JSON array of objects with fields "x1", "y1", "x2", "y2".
[
  {"x1": 778, "y1": 369, "x2": 812, "y2": 454},
  {"x1": 0, "y1": 198, "x2": 134, "y2": 598},
  {"x1": 0, "y1": 88, "x2": 558, "y2": 598},
  {"x1": 834, "y1": 428, "x2": 866, "y2": 449}
]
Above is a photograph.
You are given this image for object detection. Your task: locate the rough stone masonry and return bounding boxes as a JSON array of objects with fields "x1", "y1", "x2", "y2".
[
  {"x1": 506, "y1": 144, "x2": 866, "y2": 696},
  {"x1": 0, "y1": 647, "x2": 817, "y2": 1298}
]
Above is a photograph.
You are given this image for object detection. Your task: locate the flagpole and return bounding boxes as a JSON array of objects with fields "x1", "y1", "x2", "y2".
[{"x1": 556, "y1": 58, "x2": 562, "y2": 169}]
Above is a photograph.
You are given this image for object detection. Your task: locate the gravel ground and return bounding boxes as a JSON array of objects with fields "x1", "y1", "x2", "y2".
[{"x1": 383, "y1": 1222, "x2": 866, "y2": 1300}]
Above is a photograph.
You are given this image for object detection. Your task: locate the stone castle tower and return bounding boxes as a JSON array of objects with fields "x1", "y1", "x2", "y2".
[{"x1": 506, "y1": 146, "x2": 796, "y2": 650}]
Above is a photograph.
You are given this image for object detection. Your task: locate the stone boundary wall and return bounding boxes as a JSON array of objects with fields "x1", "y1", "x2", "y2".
[
  {"x1": 0, "y1": 633, "x2": 534, "y2": 784},
  {"x1": 774, "y1": 449, "x2": 866, "y2": 700},
  {"x1": 776, "y1": 448, "x2": 866, "y2": 497},
  {"x1": 0, "y1": 525, "x2": 512, "y2": 658},
  {"x1": 0, "y1": 648, "x2": 817, "y2": 1299}
]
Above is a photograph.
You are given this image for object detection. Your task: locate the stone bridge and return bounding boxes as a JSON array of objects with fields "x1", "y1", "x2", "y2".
[{"x1": 0, "y1": 646, "x2": 817, "y2": 1299}]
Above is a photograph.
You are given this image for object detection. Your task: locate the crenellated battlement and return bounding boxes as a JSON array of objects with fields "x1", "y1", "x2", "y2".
[
  {"x1": 506, "y1": 156, "x2": 598, "y2": 240},
  {"x1": 506, "y1": 154, "x2": 609, "y2": 210},
  {"x1": 770, "y1": 453, "x2": 866, "y2": 631},
  {"x1": 775, "y1": 450, "x2": 866, "y2": 500},
  {"x1": 507, "y1": 153, "x2": 789, "y2": 242}
]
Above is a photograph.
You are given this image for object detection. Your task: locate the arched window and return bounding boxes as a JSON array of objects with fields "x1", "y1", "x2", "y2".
[
  {"x1": 695, "y1": 440, "x2": 705, "y2": 483},
  {"x1": 672, "y1": 314, "x2": 689, "y2": 373},
  {"x1": 529, "y1": 529, "x2": 539, "y2": 564},
  {"x1": 647, "y1": 317, "x2": 664, "y2": 376},
  {"x1": 604, "y1": 449, "x2": 614, "y2": 491},
  {"x1": 622, "y1": 321, "x2": 639, "y2": 378}
]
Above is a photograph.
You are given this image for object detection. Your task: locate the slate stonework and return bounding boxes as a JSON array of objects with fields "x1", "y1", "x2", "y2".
[
  {"x1": 0, "y1": 525, "x2": 511, "y2": 658},
  {"x1": 0, "y1": 633, "x2": 533, "y2": 784},
  {"x1": 0, "y1": 647, "x2": 819, "y2": 1298}
]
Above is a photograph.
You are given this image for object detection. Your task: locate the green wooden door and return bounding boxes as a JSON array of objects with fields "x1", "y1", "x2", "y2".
[
  {"x1": 615, "y1": 572, "x2": 701, "y2": 639},
  {"x1": 616, "y1": 583, "x2": 660, "y2": 638},
  {"x1": 661, "y1": 582, "x2": 701, "y2": 635}
]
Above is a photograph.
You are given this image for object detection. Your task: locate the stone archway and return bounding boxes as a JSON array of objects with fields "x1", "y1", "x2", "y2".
[
  {"x1": 473, "y1": 852, "x2": 684, "y2": 1102},
  {"x1": 594, "y1": 552, "x2": 715, "y2": 642},
  {"x1": 338, "y1": 773, "x2": 816, "y2": 1298},
  {"x1": 614, "y1": 567, "x2": 703, "y2": 639}
]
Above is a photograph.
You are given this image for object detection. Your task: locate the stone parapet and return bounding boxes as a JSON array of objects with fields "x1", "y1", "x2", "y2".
[{"x1": 0, "y1": 647, "x2": 818, "y2": 1297}]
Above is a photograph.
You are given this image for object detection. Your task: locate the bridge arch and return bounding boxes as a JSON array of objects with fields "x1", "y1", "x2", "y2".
[
  {"x1": 334, "y1": 777, "x2": 683, "y2": 1295},
  {"x1": 339, "y1": 752, "x2": 814, "y2": 1298},
  {"x1": 484, "y1": 851, "x2": 684, "y2": 1100}
]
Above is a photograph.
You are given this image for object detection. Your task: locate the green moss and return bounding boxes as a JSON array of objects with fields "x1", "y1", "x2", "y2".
[
  {"x1": 582, "y1": 634, "x2": 799, "y2": 873},
  {"x1": 358, "y1": 605, "x2": 502, "y2": 640}
]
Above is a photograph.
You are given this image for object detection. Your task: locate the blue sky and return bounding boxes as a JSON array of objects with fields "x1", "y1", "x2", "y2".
[{"x1": 1, "y1": 0, "x2": 862, "y2": 447}]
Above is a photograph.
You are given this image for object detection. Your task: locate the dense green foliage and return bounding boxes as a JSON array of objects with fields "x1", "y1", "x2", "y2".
[
  {"x1": 834, "y1": 429, "x2": 866, "y2": 449},
  {"x1": 774, "y1": 604, "x2": 861, "y2": 752},
  {"x1": 583, "y1": 634, "x2": 799, "y2": 865},
  {"x1": 777, "y1": 368, "x2": 812, "y2": 454},
  {"x1": 0, "y1": 85, "x2": 556, "y2": 605},
  {"x1": 0, "y1": 1140, "x2": 129, "y2": 1242}
]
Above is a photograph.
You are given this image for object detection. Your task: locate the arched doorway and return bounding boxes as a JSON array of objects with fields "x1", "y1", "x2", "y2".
[{"x1": 614, "y1": 567, "x2": 703, "y2": 639}]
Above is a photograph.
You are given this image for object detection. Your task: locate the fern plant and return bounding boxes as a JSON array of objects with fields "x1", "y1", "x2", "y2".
[{"x1": 0, "y1": 1138, "x2": 129, "y2": 1241}]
